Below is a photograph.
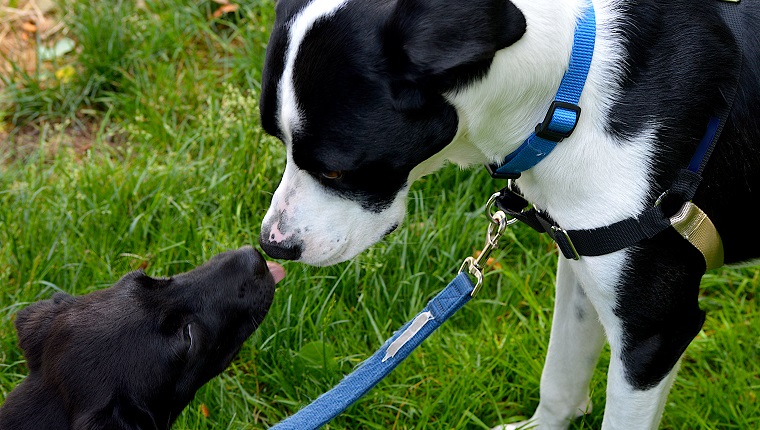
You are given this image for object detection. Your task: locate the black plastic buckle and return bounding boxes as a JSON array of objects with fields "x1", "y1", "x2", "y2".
[
  {"x1": 494, "y1": 185, "x2": 530, "y2": 214},
  {"x1": 485, "y1": 163, "x2": 521, "y2": 180},
  {"x1": 535, "y1": 101, "x2": 582, "y2": 142}
]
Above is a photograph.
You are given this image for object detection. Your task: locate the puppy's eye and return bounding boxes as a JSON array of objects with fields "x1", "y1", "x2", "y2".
[{"x1": 321, "y1": 170, "x2": 343, "y2": 180}]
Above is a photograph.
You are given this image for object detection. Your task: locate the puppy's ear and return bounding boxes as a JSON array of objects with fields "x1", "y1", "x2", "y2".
[
  {"x1": 15, "y1": 292, "x2": 73, "y2": 370},
  {"x1": 73, "y1": 396, "x2": 158, "y2": 430},
  {"x1": 383, "y1": 0, "x2": 526, "y2": 110}
]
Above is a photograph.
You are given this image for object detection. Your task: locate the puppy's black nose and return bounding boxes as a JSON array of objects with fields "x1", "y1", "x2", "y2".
[
  {"x1": 235, "y1": 245, "x2": 266, "y2": 272},
  {"x1": 259, "y1": 233, "x2": 302, "y2": 261}
]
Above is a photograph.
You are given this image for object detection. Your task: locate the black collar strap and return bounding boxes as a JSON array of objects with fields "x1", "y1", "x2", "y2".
[{"x1": 493, "y1": 0, "x2": 743, "y2": 269}]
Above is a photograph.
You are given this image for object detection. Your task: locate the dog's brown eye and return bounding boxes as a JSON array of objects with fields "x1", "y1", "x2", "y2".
[{"x1": 321, "y1": 170, "x2": 342, "y2": 180}]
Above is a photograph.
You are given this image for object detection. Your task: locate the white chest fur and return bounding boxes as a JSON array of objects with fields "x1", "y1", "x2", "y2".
[{"x1": 419, "y1": 0, "x2": 657, "y2": 231}]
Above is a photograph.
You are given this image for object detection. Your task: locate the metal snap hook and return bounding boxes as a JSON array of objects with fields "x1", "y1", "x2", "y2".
[
  {"x1": 485, "y1": 191, "x2": 519, "y2": 227},
  {"x1": 460, "y1": 207, "x2": 510, "y2": 296}
]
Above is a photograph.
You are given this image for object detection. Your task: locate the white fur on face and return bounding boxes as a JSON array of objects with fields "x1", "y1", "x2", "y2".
[
  {"x1": 262, "y1": 0, "x2": 407, "y2": 266},
  {"x1": 261, "y1": 154, "x2": 407, "y2": 266}
]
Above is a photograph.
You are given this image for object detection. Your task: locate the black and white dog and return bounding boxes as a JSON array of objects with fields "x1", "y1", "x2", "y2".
[
  {"x1": 257, "y1": 0, "x2": 760, "y2": 428},
  {"x1": 0, "y1": 246, "x2": 284, "y2": 430}
]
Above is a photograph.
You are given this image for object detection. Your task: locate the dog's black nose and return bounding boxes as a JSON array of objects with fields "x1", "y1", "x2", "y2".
[{"x1": 259, "y1": 234, "x2": 302, "y2": 261}]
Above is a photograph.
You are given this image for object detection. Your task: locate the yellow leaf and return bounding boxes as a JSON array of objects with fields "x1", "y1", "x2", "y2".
[{"x1": 55, "y1": 65, "x2": 76, "y2": 83}]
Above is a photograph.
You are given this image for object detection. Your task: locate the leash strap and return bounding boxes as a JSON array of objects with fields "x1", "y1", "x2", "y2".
[
  {"x1": 496, "y1": 0, "x2": 742, "y2": 267},
  {"x1": 490, "y1": 0, "x2": 595, "y2": 178},
  {"x1": 270, "y1": 273, "x2": 475, "y2": 430}
]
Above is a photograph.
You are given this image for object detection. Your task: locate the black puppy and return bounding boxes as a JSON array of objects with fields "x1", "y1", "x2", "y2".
[{"x1": 0, "y1": 246, "x2": 284, "y2": 430}]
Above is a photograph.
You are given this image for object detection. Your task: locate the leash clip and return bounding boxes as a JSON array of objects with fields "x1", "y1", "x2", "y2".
[{"x1": 459, "y1": 192, "x2": 514, "y2": 296}]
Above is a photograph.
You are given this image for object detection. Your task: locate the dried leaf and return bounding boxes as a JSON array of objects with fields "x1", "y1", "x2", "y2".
[
  {"x1": 212, "y1": 3, "x2": 238, "y2": 18},
  {"x1": 21, "y1": 21, "x2": 37, "y2": 33},
  {"x1": 200, "y1": 404, "x2": 210, "y2": 418},
  {"x1": 486, "y1": 257, "x2": 503, "y2": 270},
  {"x1": 472, "y1": 250, "x2": 503, "y2": 270}
]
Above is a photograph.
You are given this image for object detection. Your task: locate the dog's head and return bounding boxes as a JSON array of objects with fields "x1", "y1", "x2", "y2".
[
  {"x1": 7, "y1": 246, "x2": 283, "y2": 429},
  {"x1": 258, "y1": 0, "x2": 526, "y2": 266}
]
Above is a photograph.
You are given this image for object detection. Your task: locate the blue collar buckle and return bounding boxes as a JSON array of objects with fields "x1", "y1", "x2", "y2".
[
  {"x1": 535, "y1": 101, "x2": 582, "y2": 142},
  {"x1": 485, "y1": 162, "x2": 522, "y2": 179},
  {"x1": 487, "y1": 100, "x2": 583, "y2": 180}
]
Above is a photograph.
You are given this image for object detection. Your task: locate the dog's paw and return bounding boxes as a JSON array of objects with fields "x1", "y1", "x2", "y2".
[
  {"x1": 491, "y1": 417, "x2": 538, "y2": 430},
  {"x1": 492, "y1": 399, "x2": 592, "y2": 430}
]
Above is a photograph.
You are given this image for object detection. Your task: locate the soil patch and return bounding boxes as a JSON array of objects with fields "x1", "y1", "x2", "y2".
[{"x1": 1, "y1": 0, "x2": 64, "y2": 77}]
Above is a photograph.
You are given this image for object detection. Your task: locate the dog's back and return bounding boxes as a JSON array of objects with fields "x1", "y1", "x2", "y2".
[
  {"x1": 698, "y1": 0, "x2": 760, "y2": 263},
  {"x1": 611, "y1": 0, "x2": 760, "y2": 264}
]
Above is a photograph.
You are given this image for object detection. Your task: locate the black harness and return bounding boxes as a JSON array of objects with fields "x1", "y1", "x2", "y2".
[{"x1": 488, "y1": 0, "x2": 744, "y2": 266}]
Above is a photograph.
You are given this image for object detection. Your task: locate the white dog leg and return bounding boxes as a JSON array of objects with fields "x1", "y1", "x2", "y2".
[
  {"x1": 600, "y1": 346, "x2": 681, "y2": 429},
  {"x1": 493, "y1": 258, "x2": 606, "y2": 430}
]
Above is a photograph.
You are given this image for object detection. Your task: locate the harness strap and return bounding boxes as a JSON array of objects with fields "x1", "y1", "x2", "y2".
[
  {"x1": 495, "y1": 0, "x2": 743, "y2": 269},
  {"x1": 496, "y1": 187, "x2": 672, "y2": 260},
  {"x1": 270, "y1": 274, "x2": 474, "y2": 430}
]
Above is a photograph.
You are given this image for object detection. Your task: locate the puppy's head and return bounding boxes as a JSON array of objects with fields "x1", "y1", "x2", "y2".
[
  {"x1": 258, "y1": 0, "x2": 526, "y2": 266},
  {"x1": 13, "y1": 246, "x2": 282, "y2": 429}
]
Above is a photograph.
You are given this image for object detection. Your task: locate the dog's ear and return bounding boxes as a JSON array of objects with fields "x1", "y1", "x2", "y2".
[
  {"x1": 383, "y1": 0, "x2": 526, "y2": 110},
  {"x1": 14, "y1": 292, "x2": 74, "y2": 371},
  {"x1": 72, "y1": 395, "x2": 159, "y2": 430}
]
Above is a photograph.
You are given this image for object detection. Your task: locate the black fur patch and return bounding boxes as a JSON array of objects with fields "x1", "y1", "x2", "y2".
[
  {"x1": 608, "y1": 0, "x2": 760, "y2": 263},
  {"x1": 610, "y1": 0, "x2": 760, "y2": 389},
  {"x1": 616, "y1": 229, "x2": 706, "y2": 390}
]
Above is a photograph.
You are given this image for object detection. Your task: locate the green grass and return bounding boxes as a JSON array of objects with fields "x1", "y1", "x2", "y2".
[{"x1": 1, "y1": 1, "x2": 759, "y2": 429}]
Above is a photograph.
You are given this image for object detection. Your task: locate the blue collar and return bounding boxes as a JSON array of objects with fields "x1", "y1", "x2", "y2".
[{"x1": 488, "y1": 1, "x2": 596, "y2": 179}]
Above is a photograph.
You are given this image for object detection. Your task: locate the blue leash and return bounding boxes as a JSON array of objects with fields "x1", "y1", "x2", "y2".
[
  {"x1": 270, "y1": 273, "x2": 475, "y2": 430},
  {"x1": 271, "y1": 194, "x2": 511, "y2": 430}
]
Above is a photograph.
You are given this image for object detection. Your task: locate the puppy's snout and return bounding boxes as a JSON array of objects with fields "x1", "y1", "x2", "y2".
[
  {"x1": 236, "y1": 245, "x2": 265, "y2": 271},
  {"x1": 236, "y1": 245, "x2": 285, "y2": 284}
]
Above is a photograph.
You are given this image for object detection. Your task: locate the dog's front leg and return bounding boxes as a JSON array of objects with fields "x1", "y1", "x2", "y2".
[
  {"x1": 597, "y1": 234, "x2": 706, "y2": 429},
  {"x1": 601, "y1": 354, "x2": 681, "y2": 429},
  {"x1": 494, "y1": 257, "x2": 606, "y2": 430}
]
